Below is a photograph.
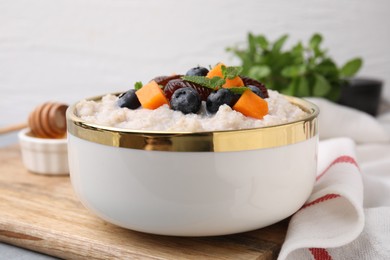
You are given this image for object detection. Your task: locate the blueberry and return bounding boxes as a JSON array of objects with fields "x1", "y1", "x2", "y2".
[
  {"x1": 206, "y1": 88, "x2": 234, "y2": 114},
  {"x1": 170, "y1": 87, "x2": 201, "y2": 114},
  {"x1": 117, "y1": 89, "x2": 141, "y2": 109},
  {"x1": 248, "y1": 85, "x2": 266, "y2": 98},
  {"x1": 185, "y1": 66, "x2": 209, "y2": 76}
]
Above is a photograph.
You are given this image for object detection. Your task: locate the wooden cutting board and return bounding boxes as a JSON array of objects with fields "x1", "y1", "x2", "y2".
[{"x1": 0, "y1": 145, "x2": 288, "y2": 259}]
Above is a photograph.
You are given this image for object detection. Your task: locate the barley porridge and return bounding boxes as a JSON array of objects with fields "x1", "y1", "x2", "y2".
[
  {"x1": 76, "y1": 90, "x2": 308, "y2": 132},
  {"x1": 75, "y1": 63, "x2": 309, "y2": 132}
]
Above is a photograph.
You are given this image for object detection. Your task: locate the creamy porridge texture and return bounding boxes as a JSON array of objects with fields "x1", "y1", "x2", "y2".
[
  {"x1": 76, "y1": 63, "x2": 309, "y2": 131},
  {"x1": 76, "y1": 90, "x2": 308, "y2": 132}
]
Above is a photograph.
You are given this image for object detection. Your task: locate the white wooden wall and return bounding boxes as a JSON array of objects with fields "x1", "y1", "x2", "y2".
[{"x1": 1, "y1": 0, "x2": 389, "y2": 126}]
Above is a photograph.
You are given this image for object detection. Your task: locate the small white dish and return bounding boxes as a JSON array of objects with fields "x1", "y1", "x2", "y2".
[{"x1": 18, "y1": 128, "x2": 69, "y2": 175}]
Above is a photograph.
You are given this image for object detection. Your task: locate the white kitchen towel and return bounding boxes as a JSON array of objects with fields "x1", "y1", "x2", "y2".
[
  {"x1": 356, "y1": 143, "x2": 390, "y2": 208},
  {"x1": 278, "y1": 138, "x2": 366, "y2": 260}
]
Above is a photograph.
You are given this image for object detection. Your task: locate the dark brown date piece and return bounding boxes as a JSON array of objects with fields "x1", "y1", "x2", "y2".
[
  {"x1": 164, "y1": 79, "x2": 212, "y2": 101},
  {"x1": 152, "y1": 75, "x2": 183, "y2": 87},
  {"x1": 240, "y1": 76, "x2": 269, "y2": 98}
]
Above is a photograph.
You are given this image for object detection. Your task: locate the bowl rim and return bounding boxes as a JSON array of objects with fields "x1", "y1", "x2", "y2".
[{"x1": 66, "y1": 94, "x2": 319, "y2": 152}]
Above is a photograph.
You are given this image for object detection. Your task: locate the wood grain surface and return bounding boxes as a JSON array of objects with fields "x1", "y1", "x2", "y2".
[{"x1": 0, "y1": 145, "x2": 288, "y2": 259}]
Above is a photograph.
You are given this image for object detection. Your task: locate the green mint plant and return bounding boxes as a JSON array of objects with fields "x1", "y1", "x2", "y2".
[{"x1": 226, "y1": 33, "x2": 363, "y2": 101}]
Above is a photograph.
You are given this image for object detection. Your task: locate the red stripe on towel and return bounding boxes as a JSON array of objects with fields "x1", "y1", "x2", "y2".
[
  {"x1": 316, "y1": 155, "x2": 359, "y2": 181},
  {"x1": 309, "y1": 248, "x2": 332, "y2": 260},
  {"x1": 302, "y1": 194, "x2": 340, "y2": 209}
]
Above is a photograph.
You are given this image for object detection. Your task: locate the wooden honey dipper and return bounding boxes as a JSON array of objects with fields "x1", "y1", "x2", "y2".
[
  {"x1": 0, "y1": 102, "x2": 68, "y2": 138},
  {"x1": 28, "y1": 102, "x2": 69, "y2": 138}
]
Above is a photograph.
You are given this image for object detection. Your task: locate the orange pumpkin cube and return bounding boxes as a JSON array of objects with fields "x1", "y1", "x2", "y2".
[
  {"x1": 233, "y1": 90, "x2": 268, "y2": 119},
  {"x1": 135, "y1": 80, "x2": 169, "y2": 110}
]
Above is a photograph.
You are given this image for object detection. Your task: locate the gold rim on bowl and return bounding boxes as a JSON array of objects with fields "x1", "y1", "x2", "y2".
[{"x1": 66, "y1": 95, "x2": 319, "y2": 152}]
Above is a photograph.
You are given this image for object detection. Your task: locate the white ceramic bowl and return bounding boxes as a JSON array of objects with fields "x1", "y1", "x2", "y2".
[
  {"x1": 18, "y1": 128, "x2": 69, "y2": 175},
  {"x1": 66, "y1": 95, "x2": 319, "y2": 236}
]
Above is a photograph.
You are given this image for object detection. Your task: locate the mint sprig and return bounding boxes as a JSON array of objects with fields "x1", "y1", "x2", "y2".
[
  {"x1": 221, "y1": 65, "x2": 243, "y2": 79},
  {"x1": 183, "y1": 74, "x2": 250, "y2": 96},
  {"x1": 134, "y1": 81, "x2": 143, "y2": 90},
  {"x1": 182, "y1": 76, "x2": 225, "y2": 90}
]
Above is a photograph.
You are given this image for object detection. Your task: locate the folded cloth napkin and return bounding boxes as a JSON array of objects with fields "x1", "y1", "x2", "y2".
[
  {"x1": 278, "y1": 98, "x2": 390, "y2": 259},
  {"x1": 278, "y1": 138, "x2": 365, "y2": 259}
]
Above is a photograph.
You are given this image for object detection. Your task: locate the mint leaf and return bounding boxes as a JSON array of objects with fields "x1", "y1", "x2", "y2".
[
  {"x1": 281, "y1": 64, "x2": 306, "y2": 78},
  {"x1": 248, "y1": 33, "x2": 256, "y2": 57},
  {"x1": 340, "y1": 58, "x2": 363, "y2": 77},
  {"x1": 134, "y1": 81, "x2": 143, "y2": 90},
  {"x1": 248, "y1": 65, "x2": 271, "y2": 79},
  {"x1": 282, "y1": 78, "x2": 298, "y2": 96},
  {"x1": 313, "y1": 73, "x2": 331, "y2": 96},
  {"x1": 228, "y1": 87, "x2": 250, "y2": 95},
  {"x1": 209, "y1": 76, "x2": 226, "y2": 88},
  {"x1": 272, "y1": 34, "x2": 288, "y2": 53},
  {"x1": 256, "y1": 35, "x2": 269, "y2": 50},
  {"x1": 309, "y1": 33, "x2": 322, "y2": 50},
  {"x1": 182, "y1": 76, "x2": 225, "y2": 90},
  {"x1": 221, "y1": 65, "x2": 243, "y2": 79},
  {"x1": 297, "y1": 77, "x2": 310, "y2": 96}
]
